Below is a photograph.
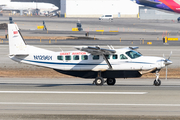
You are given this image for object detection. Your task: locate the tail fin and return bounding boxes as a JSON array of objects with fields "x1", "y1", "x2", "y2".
[{"x1": 8, "y1": 22, "x2": 28, "y2": 55}]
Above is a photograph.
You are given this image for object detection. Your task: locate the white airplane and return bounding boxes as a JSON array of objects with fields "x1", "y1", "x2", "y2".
[
  {"x1": 8, "y1": 19, "x2": 172, "y2": 86},
  {"x1": 0, "y1": 1, "x2": 59, "y2": 15}
]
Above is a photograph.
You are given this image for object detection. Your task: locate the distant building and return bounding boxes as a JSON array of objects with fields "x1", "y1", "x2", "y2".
[
  {"x1": 61, "y1": 0, "x2": 139, "y2": 18},
  {"x1": 11, "y1": 0, "x2": 60, "y2": 9}
]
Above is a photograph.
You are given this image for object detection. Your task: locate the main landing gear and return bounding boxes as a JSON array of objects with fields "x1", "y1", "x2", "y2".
[
  {"x1": 93, "y1": 77, "x2": 116, "y2": 86},
  {"x1": 93, "y1": 71, "x2": 116, "y2": 86},
  {"x1": 153, "y1": 71, "x2": 161, "y2": 86}
]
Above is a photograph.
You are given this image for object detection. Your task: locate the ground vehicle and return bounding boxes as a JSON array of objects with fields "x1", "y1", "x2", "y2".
[{"x1": 99, "y1": 15, "x2": 113, "y2": 20}]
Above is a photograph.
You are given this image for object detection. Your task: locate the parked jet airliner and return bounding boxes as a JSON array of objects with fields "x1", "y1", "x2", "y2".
[
  {"x1": 8, "y1": 18, "x2": 172, "y2": 86},
  {"x1": 136, "y1": 0, "x2": 180, "y2": 13},
  {"x1": 0, "y1": 1, "x2": 59, "y2": 15}
]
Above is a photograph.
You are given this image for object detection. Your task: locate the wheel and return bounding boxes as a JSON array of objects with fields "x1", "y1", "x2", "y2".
[
  {"x1": 107, "y1": 78, "x2": 116, "y2": 85},
  {"x1": 95, "y1": 77, "x2": 104, "y2": 86},
  {"x1": 154, "y1": 79, "x2": 161, "y2": 86}
]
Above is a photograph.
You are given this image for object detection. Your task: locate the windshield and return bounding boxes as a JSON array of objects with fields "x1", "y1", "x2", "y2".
[{"x1": 125, "y1": 50, "x2": 142, "y2": 59}]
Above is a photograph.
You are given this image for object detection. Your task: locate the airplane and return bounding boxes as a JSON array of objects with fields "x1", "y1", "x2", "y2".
[
  {"x1": 8, "y1": 18, "x2": 172, "y2": 86},
  {"x1": 0, "y1": 1, "x2": 59, "y2": 16},
  {"x1": 136, "y1": 0, "x2": 180, "y2": 14}
]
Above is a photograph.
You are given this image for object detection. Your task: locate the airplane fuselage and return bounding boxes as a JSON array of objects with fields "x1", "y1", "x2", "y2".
[
  {"x1": 136, "y1": 0, "x2": 180, "y2": 13},
  {"x1": 10, "y1": 46, "x2": 166, "y2": 78},
  {"x1": 0, "y1": 2, "x2": 58, "y2": 12}
]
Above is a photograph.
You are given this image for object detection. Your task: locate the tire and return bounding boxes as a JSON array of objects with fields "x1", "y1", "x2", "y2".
[
  {"x1": 154, "y1": 79, "x2": 161, "y2": 86},
  {"x1": 107, "y1": 78, "x2": 116, "y2": 85},
  {"x1": 95, "y1": 77, "x2": 104, "y2": 86}
]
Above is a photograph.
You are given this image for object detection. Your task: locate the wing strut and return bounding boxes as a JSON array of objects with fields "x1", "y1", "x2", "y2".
[{"x1": 102, "y1": 54, "x2": 112, "y2": 69}]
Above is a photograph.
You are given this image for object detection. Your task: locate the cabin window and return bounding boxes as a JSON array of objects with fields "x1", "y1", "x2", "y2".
[
  {"x1": 120, "y1": 54, "x2": 128, "y2": 59},
  {"x1": 81, "y1": 55, "x2": 88, "y2": 60},
  {"x1": 126, "y1": 50, "x2": 141, "y2": 59},
  {"x1": 93, "y1": 55, "x2": 99, "y2": 60},
  {"x1": 105, "y1": 55, "x2": 110, "y2": 59},
  {"x1": 57, "y1": 56, "x2": 63, "y2": 60},
  {"x1": 65, "y1": 55, "x2": 71, "y2": 60},
  {"x1": 112, "y1": 55, "x2": 118, "y2": 59},
  {"x1": 73, "y1": 55, "x2": 79, "y2": 60}
]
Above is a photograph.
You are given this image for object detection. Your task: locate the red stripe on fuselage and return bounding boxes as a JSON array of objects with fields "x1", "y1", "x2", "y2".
[{"x1": 159, "y1": 0, "x2": 180, "y2": 13}]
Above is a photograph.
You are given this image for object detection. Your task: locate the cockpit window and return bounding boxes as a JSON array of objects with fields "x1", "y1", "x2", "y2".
[{"x1": 125, "y1": 50, "x2": 141, "y2": 59}]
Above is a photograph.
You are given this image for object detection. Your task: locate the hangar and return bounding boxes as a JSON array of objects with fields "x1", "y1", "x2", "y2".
[{"x1": 60, "y1": 0, "x2": 139, "y2": 18}]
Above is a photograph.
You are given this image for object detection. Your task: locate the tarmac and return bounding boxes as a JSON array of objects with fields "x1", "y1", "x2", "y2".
[{"x1": 0, "y1": 16, "x2": 180, "y2": 41}]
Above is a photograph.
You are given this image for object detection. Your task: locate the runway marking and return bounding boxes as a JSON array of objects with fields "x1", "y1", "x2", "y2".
[
  {"x1": 0, "y1": 91, "x2": 147, "y2": 95},
  {"x1": 0, "y1": 102, "x2": 180, "y2": 107}
]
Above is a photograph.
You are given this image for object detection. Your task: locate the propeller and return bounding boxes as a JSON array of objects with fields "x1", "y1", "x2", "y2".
[{"x1": 163, "y1": 51, "x2": 173, "y2": 80}]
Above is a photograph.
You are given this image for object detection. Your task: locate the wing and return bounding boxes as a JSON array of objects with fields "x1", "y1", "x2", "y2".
[
  {"x1": 75, "y1": 46, "x2": 116, "y2": 69},
  {"x1": 75, "y1": 46, "x2": 116, "y2": 55}
]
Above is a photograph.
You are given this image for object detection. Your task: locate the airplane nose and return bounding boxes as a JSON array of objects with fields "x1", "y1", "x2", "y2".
[
  {"x1": 55, "y1": 6, "x2": 59, "y2": 10},
  {"x1": 164, "y1": 59, "x2": 172, "y2": 66}
]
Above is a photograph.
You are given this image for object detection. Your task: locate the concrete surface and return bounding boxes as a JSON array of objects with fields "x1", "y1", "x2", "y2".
[{"x1": 0, "y1": 78, "x2": 180, "y2": 118}]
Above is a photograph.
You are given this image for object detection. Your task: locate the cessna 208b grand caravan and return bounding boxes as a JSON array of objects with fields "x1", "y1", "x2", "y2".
[{"x1": 8, "y1": 18, "x2": 172, "y2": 86}]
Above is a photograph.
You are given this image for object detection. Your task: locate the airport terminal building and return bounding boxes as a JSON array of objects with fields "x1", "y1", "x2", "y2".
[{"x1": 61, "y1": 0, "x2": 139, "y2": 18}]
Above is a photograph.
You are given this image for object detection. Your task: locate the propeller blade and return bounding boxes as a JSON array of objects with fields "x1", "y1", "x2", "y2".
[
  {"x1": 168, "y1": 51, "x2": 172, "y2": 60},
  {"x1": 166, "y1": 66, "x2": 167, "y2": 80}
]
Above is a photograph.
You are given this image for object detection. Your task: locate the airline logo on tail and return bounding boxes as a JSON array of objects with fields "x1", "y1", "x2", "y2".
[
  {"x1": 13, "y1": 31, "x2": 18, "y2": 37},
  {"x1": 13, "y1": 31, "x2": 18, "y2": 34}
]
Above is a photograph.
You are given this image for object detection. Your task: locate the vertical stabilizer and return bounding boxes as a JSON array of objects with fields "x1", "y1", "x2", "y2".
[{"x1": 8, "y1": 20, "x2": 28, "y2": 55}]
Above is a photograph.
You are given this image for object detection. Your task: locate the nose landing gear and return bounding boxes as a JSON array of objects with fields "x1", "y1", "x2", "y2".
[{"x1": 154, "y1": 71, "x2": 161, "y2": 86}]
